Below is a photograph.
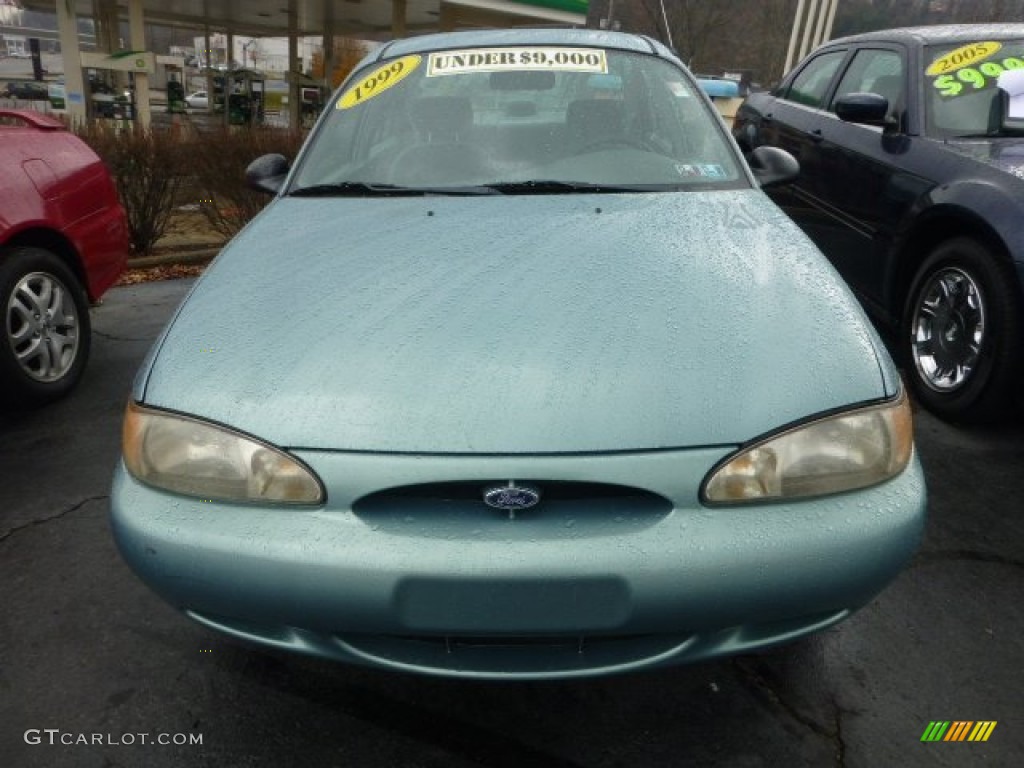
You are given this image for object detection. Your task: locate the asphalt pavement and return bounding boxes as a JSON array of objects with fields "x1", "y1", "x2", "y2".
[{"x1": 1, "y1": 278, "x2": 1022, "y2": 768}]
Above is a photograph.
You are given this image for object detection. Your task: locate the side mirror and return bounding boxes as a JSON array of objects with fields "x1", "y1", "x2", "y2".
[
  {"x1": 835, "y1": 92, "x2": 893, "y2": 128},
  {"x1": 748, "y1": 146, "x2": 799, "y2": 189},
  {"x1": 246, "y1": 153, "x2": 290, "y2": 195}
]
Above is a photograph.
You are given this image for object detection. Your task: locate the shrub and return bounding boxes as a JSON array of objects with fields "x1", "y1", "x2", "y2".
[
  {"x1": 185, "y1": 126, "x2": 306, "y2": 239},
  {"x1": 73, "y1": 122, "x2": 184, "y2": 256}
]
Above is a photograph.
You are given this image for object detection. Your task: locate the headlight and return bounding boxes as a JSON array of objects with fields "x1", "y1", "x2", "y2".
[
  {"x1": 703, "y1": 393, "x2": 913, "y2": 503},
  {"x1": 122, "y1": 402, "x2": 323, "y2": 504}
]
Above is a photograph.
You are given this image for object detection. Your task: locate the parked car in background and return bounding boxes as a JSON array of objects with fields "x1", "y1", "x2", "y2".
[
  {"x1": 734, "y1": 24, "x2": 1024, "y2": 422},
  {"x1": 87, "y1": 79, "x2": 132, "y2": 119},
  {"x1": 3, "y1": 81, "x2": 48, "y2": 101},
  {"x1": 185, "y1": 90, "x2": 209, "y2": 109},
  {"x1": 46, "y1": 83, "x2": 65, "y2": 110},
  {"x1": 0, "y1": 109, "x2": 130, "y2": 405},
  {"x1": 112, "y1": 28, "x2": 926, "y2": 681}
]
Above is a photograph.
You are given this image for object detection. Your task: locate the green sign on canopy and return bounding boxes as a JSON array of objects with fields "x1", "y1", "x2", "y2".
[{"x1": 510, "y1": 0, "x2": 589, "y2": 15}]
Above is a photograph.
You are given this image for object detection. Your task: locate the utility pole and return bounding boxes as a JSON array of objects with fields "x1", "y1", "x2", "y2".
[
  {"x1": 659, "y1": 0, "x2": 674, "y2": 50},
  {"x1": 601, "y1": 0, "x2": 620, "y2": 31}
]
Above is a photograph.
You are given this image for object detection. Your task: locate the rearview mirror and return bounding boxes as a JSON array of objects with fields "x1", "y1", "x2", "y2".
[
  {"x1": 489, "y1": 70, "x2": 555, "y2": 91},
  {"x1": 996, "y1": 75, "x2": 1024, "y2": 134}
]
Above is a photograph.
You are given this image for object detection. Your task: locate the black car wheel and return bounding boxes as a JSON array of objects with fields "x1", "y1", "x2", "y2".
[
  {"x1": 0, "y1": 247, "x2": 91, "y2": 406},
  {"x1": 902, "y1": 238, "x2": 1022, "y2": 422}
]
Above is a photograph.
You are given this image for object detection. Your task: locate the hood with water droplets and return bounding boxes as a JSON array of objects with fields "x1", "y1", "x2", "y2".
[{"x1": 138, "y1": 191, "x2": 894, "y2": 452}]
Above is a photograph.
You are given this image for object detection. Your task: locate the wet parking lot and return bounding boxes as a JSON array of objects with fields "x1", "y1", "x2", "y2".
[{"x1": 1, "y1": 278, "x2": 1022, "y2": 767}]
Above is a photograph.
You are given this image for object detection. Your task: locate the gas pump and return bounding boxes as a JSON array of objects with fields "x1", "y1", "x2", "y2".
[
  {"x1": 79, "y1": 50, "x2": 172, "y2": 125},
  {"x1": 226, "y1": 68, "x2": 266, "y2": 126},
  {"x1": 166, "y1": 79, "x2": 185, "y2": 113},
  {"x1": 164, "y1": 60, "x2": 187, "y2": 114}
]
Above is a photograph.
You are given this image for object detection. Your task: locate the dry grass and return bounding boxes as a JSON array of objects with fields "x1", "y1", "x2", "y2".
[{"x1": 116, "y1": 262, "x2": 208, "y2": 286}]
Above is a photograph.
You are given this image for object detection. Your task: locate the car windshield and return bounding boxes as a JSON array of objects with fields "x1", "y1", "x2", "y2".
[
  {"x1": 924, "y1": 39, "x2": 1024, "y2": 138},
  {"x1": 289, "y1": 46, "x2": 747, "y2": 194}
]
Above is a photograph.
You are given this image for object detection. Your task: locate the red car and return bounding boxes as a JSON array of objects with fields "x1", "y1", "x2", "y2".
[{"x1": 0, "y1": 109, "x2": 129, "y2": 405}]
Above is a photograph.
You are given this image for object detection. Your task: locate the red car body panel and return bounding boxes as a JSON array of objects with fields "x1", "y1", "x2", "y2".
[{"x1": 0, "y1": 109, "x2": 129, "y2": 300}]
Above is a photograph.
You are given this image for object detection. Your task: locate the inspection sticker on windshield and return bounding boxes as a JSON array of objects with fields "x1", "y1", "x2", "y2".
[
  {"x1": 427, "y1": 48, "x2": 607, "y2": 77},
  {"x1": 338, "y1": 55, "x2": 421, "y2": 109},
  {"x1": 676, "y1": 163, "x2": 727, "y2": 179}
]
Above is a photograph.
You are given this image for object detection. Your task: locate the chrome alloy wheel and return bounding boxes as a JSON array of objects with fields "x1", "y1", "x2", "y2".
[
  {"x1": 909, "y1": 267, "x2": 985, "y2": 393},
  {"x1": 5, "y1": 271, "x2": 81, "y2": 382}
]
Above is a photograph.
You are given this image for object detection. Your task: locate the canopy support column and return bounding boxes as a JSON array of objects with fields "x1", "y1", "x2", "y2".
[
  {"x1": 288, "y1": 0, "x2": 300, "y2": 129},
  {"x1": 323, "y1": 0, "x2": 336, "y2": 88},
  {"x1": 128, "y1": 0, "x2": 151, "y2": 128},
  {"x1": 56, "y1": 0, "x2": 87, "y2": 124},
  {"x1": 392, "y1": 0, "x2": 407, "y2": 38}
]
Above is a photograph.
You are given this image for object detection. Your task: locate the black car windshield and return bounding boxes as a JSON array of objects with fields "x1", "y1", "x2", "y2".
[
  {"x1": 925, "y1": 39, "x2": 1024, "y2": 138},
  {"x1": 289, "y1": 46, "x2": 747, "y2": 194}
]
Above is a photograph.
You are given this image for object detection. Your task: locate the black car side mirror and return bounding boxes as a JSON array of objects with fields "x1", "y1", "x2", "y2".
[
  {"x1": 748, "y1": 146, "x2": 799, "y2": 189},
  {"x1": 246, "y1": 153, "x2": 290, "y2": 195},
  {"x1": 835, "y1": 92, "x2": 896, "y2": 129}
]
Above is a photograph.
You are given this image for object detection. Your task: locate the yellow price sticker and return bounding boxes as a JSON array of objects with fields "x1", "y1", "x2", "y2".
[
  {"x1": 338, "y1": 55, "x2": 421, "y2": 109},
  {"x1": 926, "y1": 41, "x2": 1002, "y2": 77}
]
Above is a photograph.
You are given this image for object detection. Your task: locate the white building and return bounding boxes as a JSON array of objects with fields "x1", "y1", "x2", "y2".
[{"x1": 192, "y1": 33, "x2": 324, "y2": 75}]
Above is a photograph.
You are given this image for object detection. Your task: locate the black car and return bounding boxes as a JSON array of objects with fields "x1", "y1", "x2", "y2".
[
  {"x1": 734, "y1": 24, "x2": 1024, "y2": 422},
  {"x1": 3, "y1": 81, "x2": 48, "y2": 100}
]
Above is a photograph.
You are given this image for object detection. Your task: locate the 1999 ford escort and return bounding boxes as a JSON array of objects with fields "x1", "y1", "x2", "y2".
[{"x1": 111, "y1": 28, "x2": 926, "y2": 680}]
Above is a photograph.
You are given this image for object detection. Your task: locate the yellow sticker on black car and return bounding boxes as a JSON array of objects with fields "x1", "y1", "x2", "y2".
[
  {"x1": 929, "y1": 45, "x2": 1024, "y2": 99},
  {"x1": 338, "y1": 55, "x2": 421, "y2": 109},
  {"x1": 427, "y1": 48, "x2": 607, "y2": 77},
  {"x1": 925, "y1": 41, "x2": 1002, "y2": 76}
]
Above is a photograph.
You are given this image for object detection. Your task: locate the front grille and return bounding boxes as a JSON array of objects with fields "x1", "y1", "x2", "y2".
[
  {"x1": 354, "y1": 480, "x2": 670, "y2": 514},
  {"x1": 391, "y1": 634, "x2": 650, "y2": 651}
]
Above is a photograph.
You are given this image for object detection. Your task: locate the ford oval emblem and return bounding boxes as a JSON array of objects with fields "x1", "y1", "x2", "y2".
[{"x1": 483, "y1": 481, "x2": 541, "y2": 517}]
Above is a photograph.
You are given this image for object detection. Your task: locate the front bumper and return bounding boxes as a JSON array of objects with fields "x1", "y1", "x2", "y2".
[{"x1": 110, "y1": 446, "x2": 926, "y2": 679}]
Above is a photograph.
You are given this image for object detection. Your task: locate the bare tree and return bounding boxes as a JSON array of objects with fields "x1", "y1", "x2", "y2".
[
  {"x1": 834, "y1": 0, "x2": 1024, "y2": 34},
  {"x1": 638, "y1": 0, "x2": 743, "y2": 70},
  {"x1": 726, "y1": 0, "x2": 798, "y2": 85},
  {"x1": 590, "y1": 0, "x2": 1024, "y2": 87}
]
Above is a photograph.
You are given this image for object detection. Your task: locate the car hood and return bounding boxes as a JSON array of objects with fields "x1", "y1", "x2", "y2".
[
  {"x1": 944, "y1": 136, "x2": 1024, "y2": 180},
  {"x1": 140, "y1": 192, "x2": 893, "y2": 453}
]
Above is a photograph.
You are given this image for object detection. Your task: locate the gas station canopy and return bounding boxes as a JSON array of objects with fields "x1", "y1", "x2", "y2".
[
  {"x1": 23, "y1": 1, "x2": 588, "y2": 38},
  {"x1": 19, "y1": 0, "x2": 588, "y2": 126}
]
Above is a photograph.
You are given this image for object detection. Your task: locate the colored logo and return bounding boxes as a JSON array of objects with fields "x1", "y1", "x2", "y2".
[
  {"x1": 921, "y1": 721, "x2": 997, "y2": 742},
  {"x1": 483, "y1": 481, "x2": 541, "y2": 514}
]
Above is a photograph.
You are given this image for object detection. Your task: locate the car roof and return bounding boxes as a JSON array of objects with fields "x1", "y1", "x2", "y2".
[
  {"x1": 372, "y1": 28, "x2": 675, "y2": 63},
  {"x1": 829, "y1": 23, "x2": 1024, "y2": 47}
]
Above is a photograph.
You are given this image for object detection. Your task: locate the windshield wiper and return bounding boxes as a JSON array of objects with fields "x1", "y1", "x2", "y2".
[
  {"x1": 483, "y1": 180, "x2": 655, "y2": 195},
  {"x1": 949, "y1": 129, "x2": 1024, "y2": 139},
  {"x1": 289, "y1": 182, "x2": 499, "y2": 197}
]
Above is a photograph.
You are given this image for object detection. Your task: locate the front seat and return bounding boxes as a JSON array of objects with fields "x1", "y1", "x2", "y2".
[
  {"x1": 868, "y1": 74, "x2": 903, "y2": 111},
  {"x1": 392, "y1": 96, "x2": 485, "y2": 185},
  {"x1": 565, "y1": 99, "x2": 627, "y2": 150}
]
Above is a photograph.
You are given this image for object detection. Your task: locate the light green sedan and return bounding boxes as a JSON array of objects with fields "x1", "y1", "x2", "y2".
[{"x1": 111, "y1": 28, "x2": 926, "y2": 680}]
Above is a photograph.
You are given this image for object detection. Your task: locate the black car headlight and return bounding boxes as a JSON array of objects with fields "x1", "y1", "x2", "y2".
[
  {"x1": 703, "y1": 393, "x2": 913, "y2": 503},
  {"x1": 122, "y1": 402, "x2": 323, "y2": 504}
]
